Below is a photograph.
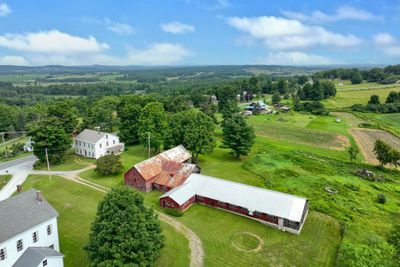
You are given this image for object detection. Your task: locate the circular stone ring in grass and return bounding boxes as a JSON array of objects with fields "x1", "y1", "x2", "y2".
[
  {"x1": 325, "y1": 186, "x2": 338, "y2": 194},
  {"x1": 231, "y1": 232, "x2": 264, "y2": 253}
]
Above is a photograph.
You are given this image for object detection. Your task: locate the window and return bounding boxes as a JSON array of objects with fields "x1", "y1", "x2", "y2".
[
  {"x1": 197, "y1": 195, "x2": 204, "y2": 200},
  {"x1": 16, "y1": 239, "x2": 23, "y2": 252},
  {"x1": 32, "y1": 231, "x2": 39, "y2": 243},
  {"x1": 49, "y1": 244, "x2": 54, "y2": 249},
  {"x1": 75, "y1": 140, "x2": 78, "y2": 145},
  {"x1": 217, "y1": 201, "x2": 226, "y2": 206},
  {"x1": 0, "y1": 248, "x2": 6, "y2": 261},
  {"x1": 106, "y1": 134, "x2": 108, "y2": 139},
  {"x1": 254, "y1": 211, "x2": 261, "y2": 216},
  {"x1": 106, "y1": 141, "x2": 109, "y2": 146},
  {"x1": 229, "y1": 204, "x2": 238, "y2": 209},
  {"x1": 83, "y1": 142, "x2": 86, "y2": 147},
  {"x1": 99, "y1": 143, "x2": 102, "y2": 148},
  {"x1": 43, "y1": 259, "x2": 48, "y2": 266},
  {"x1": 47, "y1": 224, "x2": 52, "y2": 235}
]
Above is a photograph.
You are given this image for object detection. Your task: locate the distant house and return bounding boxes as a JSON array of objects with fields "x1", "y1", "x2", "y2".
[
  {"x1": 0, "y1": 189, "x2": 64, "y2": 267},
  {"x1": 74, "y1": 129, "x2": 124, "y2": 159},
  {"x1": 124, "y1": 145, "x2": 200, "y2": 192},
  {"x1": 160, "y1": 173, "x2": 309, "y2": 235},
  {"x1": 23, "y1": 137, "x2": 34, "y2": 152},
  {"x1": 245, "y1": 100, "x2": 267, "y2": 111}
]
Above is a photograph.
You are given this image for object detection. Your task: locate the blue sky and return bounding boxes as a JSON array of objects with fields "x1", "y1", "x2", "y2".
[{"x1": 0, "y1": 0, "x2": 399, "y2": 66}]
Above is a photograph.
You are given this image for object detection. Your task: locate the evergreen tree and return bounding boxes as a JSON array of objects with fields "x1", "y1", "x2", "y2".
[
  {"x1": 222, "y1": 114, "x2": 255, "y2": 158},
  {"x1": 85, "y1": 187, "x2": 164, "y2": 266}
]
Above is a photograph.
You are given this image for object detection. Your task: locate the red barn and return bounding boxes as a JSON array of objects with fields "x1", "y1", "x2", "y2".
[
  {"x1": 124, "y1": 145, "x2": 199, "y2": 192},
  {"x1": 160, "y1": 173, "x2": 309, "y2": 235}
]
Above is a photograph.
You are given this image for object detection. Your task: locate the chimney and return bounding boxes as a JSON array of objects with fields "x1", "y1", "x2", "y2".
[
  {"x1": 16, "y1": 184, "x2": 22, "y2": 193},
  {"x1": 36, "y1": 191, "x2": 43, "y2": 202}
]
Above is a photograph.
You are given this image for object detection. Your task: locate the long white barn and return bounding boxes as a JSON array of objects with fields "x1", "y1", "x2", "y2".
[{"x1": 160, "y1": 173, "x2": 309, "y2": 234}]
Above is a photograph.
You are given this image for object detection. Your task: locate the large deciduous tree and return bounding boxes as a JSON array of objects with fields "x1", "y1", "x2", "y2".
[
  {"x1": 95, "y1": 154, "x2": 123, "y2": 175},
  {"x1": 373, "y1": 140, "x2": 400, "y2": 167},
  {"x1": 0, "y1": 104, "x2": 16, "y2": 132},
  {"x1": 28, "y1": 118, "x2": 71, "y2": 163},
  {"x1": 222, "y1": 114, "x2": 255, "y2": 158},
  {"x1": 89, "y1": 96, "x2": 120, "y2": 132},
  {"x1": 47, "y1": 100, "x2": 78, "y2": 134},
  {"x1": 85, "y1": 187, "x2": 164, "y2": 266},
  {"x1": 164, "y1": 110, "x2": 215, "y2": 163},
  {"x1": 138, "y1": 102, "x2": 167, "y2": 153},
  {"x1": 118, "y1": 102, "x2": 142, "y2": 144}
]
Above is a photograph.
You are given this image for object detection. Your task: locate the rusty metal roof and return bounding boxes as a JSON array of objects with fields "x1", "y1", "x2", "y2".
[
  {"x1": 133, "y1": 145, "x2": 192, "y2": 181},
  {"x1": 154, "y1": 163, "x2": 196, "y2": 188}
]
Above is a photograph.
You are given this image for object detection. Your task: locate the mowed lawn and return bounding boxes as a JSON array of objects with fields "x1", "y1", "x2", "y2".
[
  {"x1": 21, "y1": 175, "x2": 190, "y2": 267},
  {"x1": 324, "y1": 81, "x2": 400, "y2": 109},
  {"x1": 34, "y1": 150, "x2": 95, "y2": 171}
]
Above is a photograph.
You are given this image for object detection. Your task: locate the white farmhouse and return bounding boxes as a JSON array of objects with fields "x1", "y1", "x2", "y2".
[
  {"x1": 0, "y1": 189, "x2": 64, "y2": 267},
  {"x1": 74, "y1": 129, "x2": 124, "y2": 159}
]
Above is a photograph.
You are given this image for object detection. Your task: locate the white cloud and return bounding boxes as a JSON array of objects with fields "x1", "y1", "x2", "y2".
[
  {"x1": 0, "y1": 30, "x2": 109, "y2": 54},
  {"x1": 213, "y1": 0, "x2": 230, "y2": 9},
  {"x1": 257, "y1": 51, "x2": 334, "y2": 65},
  {"x1": 122, "y1": 43, "x2": 190, "y2": 65},
  {"x1": 282, "y1": 6, "x2": 382, "y2": 23},
  {"x1": 0, "y1": 3, "x2": 11, "y2": 17},
  {"x1": 105, "y1": 18, "x2": 134, "y2": 35},
  {"x1": 161, "y1": 21, "x2": 195, "y2": 34},
  {"x1": 0, "y1": 55, "x2": 28, "y2": 65},
  {"x1": 227, "y1": 16, "x2": 361, "y2": 50},
  {"x1": 373, "y1": 33, "x2": 400, "y2": 57}
]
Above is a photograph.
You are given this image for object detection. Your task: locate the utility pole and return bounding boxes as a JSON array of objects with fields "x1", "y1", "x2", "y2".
[
  {"x1": 45, "y1": 148, "x2": 52, "y2": 181},
  {"x1": 147, "y1": 132, "x2": 151, "y2": 158},
  {"x1": 1, "y1": 133, "x2": 7, "y2": 159}
]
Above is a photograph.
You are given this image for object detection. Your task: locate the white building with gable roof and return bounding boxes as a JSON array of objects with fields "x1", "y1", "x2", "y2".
[
  {"x1": 0, "y1": 189, "x2": 63, "y2": 267},
  {"x1": 74, "y1": 129, "x2": 124, "y2": 159}
]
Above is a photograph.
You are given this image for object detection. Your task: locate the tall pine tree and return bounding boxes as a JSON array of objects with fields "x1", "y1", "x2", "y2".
[{"x1": 222, "y1": 114, "x2": 255, "y2": 158}]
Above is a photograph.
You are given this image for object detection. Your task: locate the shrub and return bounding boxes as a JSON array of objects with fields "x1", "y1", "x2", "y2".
[
  {"x1": 163, "y1": 208, "x2": 184, "y2": 217},
  {"x1": 95, "y1": 154, "x2": 123, "y2": 175},
  {"x1": 377, "y1": 194, "x2": 386, "y2": 204}
]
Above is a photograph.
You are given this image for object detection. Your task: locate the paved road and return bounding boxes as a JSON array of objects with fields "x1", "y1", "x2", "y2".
[{"x1": 0, "y1": 155, "x2": 37, "y2": 201}]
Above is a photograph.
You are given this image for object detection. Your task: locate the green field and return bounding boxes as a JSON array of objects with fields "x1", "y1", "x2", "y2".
[
  {"x1": 324, "y1": 81, "x2": 400, "y2": 109},
  {"x1": 247, "y1": 113, "x2": 352, "y2": 154},
  {"x1": 34, "y1": 151, "x2": 95, "y2": 171},
  {"x1": 21, "y1": 175, "x2": 190, "y2": 267}
]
